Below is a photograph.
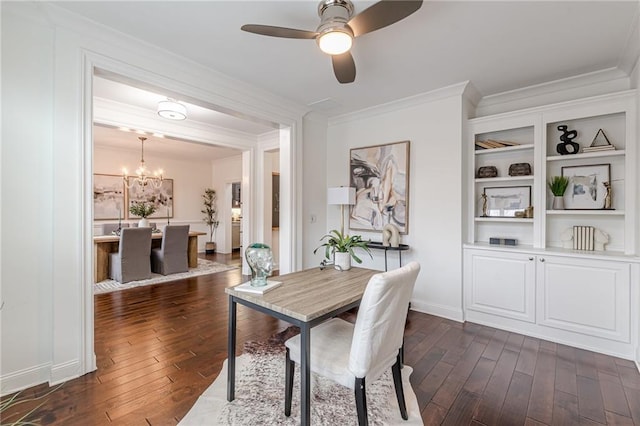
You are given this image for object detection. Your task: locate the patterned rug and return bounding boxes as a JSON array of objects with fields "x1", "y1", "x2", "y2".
[
  {"x1": 94, "y1": 259, "x2": 237, "y2": 294},
  {"x1": 180, "y1": 328, "x2": 423, "y2": 425}
]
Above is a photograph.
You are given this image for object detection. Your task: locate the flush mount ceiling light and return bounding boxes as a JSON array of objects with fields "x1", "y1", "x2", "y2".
[{"x1": 157, "y1": 99, "x2": 187, "y2": 120}]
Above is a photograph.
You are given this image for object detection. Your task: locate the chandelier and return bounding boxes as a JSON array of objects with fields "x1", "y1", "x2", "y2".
[{"x1": 122, "y1": 136, "x2": 163, "y2": 191}]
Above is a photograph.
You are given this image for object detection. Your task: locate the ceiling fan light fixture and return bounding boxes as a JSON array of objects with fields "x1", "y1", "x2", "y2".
[
  {"x1": 157, "y1": 99, "x2": 187, "y2": 121},
  {"x1": 317, "y1": 28, "x2": 353, "y2": 55}
]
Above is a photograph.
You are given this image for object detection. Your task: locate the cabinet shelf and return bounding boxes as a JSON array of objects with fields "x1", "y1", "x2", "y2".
[
  {"x1": 475, "y1": 144, "x2": 534, "y2": 155},
  {"x1": 546, "y1": 150, "x2": 625, "y2": 162},
  {"x1": 475, "y1": 176, "x2": 533, "y2": 183},
  {"x1": 546, "y1": 209, "x2": 624, "y2": 216},
  {"x1": 475, "y1": 217, "x2": 534, "y2": 223}
]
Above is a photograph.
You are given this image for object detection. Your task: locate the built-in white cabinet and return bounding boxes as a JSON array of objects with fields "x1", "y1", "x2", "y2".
[
  {"x1": 464, "y1": 246, "x2": 638, "y2": 359},
  {"x1": 464, "y1": 90, "x2": 639, "y2": 361},
  {"x1": 464, "y1": 250, "x2": 535, "y2": 323}
]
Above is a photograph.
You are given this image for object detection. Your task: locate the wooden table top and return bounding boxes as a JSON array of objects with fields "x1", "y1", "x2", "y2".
[
  {"x1": 93, "y1": 231, "x2": 206, "y2": 243},
  {"x1": 226, "y1": 267, "x2": 379, "y2": 322}
]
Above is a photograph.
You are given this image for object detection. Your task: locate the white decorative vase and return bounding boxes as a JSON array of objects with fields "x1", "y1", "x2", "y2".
[
  {"x1": 552, "y1": 196, "x2": 564, "y2": 210},
  {"x1": 138, "y1": 218, "x2": 149, "y2": 228},
  {"x1": 334, "y1": 252, "x2": 351, "y2": 271}
]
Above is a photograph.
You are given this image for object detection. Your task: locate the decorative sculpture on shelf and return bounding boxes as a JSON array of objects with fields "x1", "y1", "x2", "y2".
[
  {"x1": 382, "y1": 223, "x2": 400, "y2": 248},
  {"x1": 556, "y1": 124, "x2": 580, "y2": 155},
  {"x1": 480, "y1": 193, "x2": 488, "y2": 217},
  {"x1": 603, "y1": 181, "x2": 612, "y2": 209}
]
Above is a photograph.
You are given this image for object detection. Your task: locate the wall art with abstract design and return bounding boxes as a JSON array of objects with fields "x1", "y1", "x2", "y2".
[
  {"x1": 93, "y1": 174, "x2": 125, "y2": 220},
  {"x1": 349, "y1": 140, "x2": 410, "y2": 234}
]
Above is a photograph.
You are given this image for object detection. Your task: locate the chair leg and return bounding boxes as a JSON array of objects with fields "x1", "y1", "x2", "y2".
[
  {"x1": 355, "y1": 377, "x2": 368, "y2": 426},
  {"x1": 284, "y1": 348, "x2": 295, "y2": 417},
  {"x1": 391, "y1": 354, "x2": 408, "y2": 420}
]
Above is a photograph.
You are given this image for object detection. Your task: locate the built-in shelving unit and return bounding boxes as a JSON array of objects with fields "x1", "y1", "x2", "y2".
[
  {"x1": 463, "y1": 90, "x2": 639, "y2": 362},
  {"x1": 466, "y1": 90, "x2": 637, "y2": 255}
]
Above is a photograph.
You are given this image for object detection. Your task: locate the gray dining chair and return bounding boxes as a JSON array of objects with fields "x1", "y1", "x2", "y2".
[
  {"x1": 109, "y1": 227, "x2": 153, "y2": 283},
  {"x1": 150, "y1": 225, "x2": 190, "y2": 275},
  {"x1": 101, "y1": 223, "x2": 128, "y2": 235},
  {"x1": 284, "y1": 261, "x2": 421, "y2": 425}
]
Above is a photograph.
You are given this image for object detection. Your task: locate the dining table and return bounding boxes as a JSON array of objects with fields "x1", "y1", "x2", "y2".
[
  {"x1": 92, "y1": 231, "x2": 206, "y2": 282},
  {"x1": 225, "y1": 266, "x2": 379, "y2": 426}
]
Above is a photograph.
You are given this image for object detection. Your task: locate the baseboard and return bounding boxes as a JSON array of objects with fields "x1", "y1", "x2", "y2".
[
  {"x1": 0, "y1": 362, "x2": 50, "y2": 396},
  {"x1": 50, "y1": 359, "x2": 81, "y2": 385},
  {"x1": 410, "y1": 300, "x2": 463, "y2": 322}
]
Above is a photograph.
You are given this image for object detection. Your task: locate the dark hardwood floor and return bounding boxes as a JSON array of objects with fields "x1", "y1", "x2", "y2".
[{"x1": 3, "y1": 252, "x2": 639, "y2": 425}]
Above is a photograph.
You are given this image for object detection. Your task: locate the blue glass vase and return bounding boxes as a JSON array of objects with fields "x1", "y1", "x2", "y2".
[{"x1": 245, "y1": 243, "x2": 273, "y2": 287}]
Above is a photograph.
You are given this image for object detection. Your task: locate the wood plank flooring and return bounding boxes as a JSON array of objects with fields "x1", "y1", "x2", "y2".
[{"x1": 2, "y1": 252, "x2": 639, "y2": 425}]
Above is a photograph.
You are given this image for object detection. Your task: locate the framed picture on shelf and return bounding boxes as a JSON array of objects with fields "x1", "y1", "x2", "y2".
[
  {"x1": 349, "y1": 140, "x2": 410, "y2": 234},
  {"x1": 93, "y1": 174, "x2": 125, "y2": 220},
  {"x1": 483, "y1": 186, "x2": 531, "y2": 217},
  {"x1": 127, "y1": 178, "x2": 174, "y2": 218},
  {"x1": 561, "y1": 163, "x2": 610, "y2": 209}
]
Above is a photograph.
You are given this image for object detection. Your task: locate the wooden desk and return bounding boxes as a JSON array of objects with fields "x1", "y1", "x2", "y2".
[
  {"x1": 93, "y1": 231, "x2": 206, "y2": 282},
  {"x1": 225, "y1": 266, "x2": 379, "y2": 426}
]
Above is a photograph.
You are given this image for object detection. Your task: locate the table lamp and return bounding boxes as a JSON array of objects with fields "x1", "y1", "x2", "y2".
[{"x1": 327, "y1": 187, "x2": 356, "y2": 235}]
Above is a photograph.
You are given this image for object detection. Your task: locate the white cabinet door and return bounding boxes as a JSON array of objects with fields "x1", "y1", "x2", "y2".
[
  {"x1": 537, "y1": 255, "x2": 630, "y2": 343},
  {"x1": 465, "y1": 250, "x2": 536, "y2": 323}
]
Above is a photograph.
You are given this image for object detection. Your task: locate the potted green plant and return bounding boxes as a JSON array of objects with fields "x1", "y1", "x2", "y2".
[
  {"x1": 548, "y1": 175, "x2": 569, "y2": 210},
  {"x1": 314, "y1": 229, "x2": 372, "y2": 271},
  {"x1": 202, "y1": 188, "x2": 219, "y2": 254},
  {"x1": 129, "y1": 201, "x2": 156, "y2": 228}
]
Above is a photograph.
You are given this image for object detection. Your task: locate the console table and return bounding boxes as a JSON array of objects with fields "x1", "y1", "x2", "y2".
[{"x1": 366, "y1": 242, "x2": 410, "y2": 271}]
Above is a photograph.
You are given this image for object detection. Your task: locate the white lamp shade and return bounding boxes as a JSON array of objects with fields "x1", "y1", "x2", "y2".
[
  {"x1": 327, "y1": 187, "x2": 356, "y2": 205},
  {"x1": 157, "y1": 100, "x2": 187, "y2": 120}
]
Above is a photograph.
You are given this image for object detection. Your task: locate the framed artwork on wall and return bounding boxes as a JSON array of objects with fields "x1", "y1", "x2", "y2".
[
  {"x1": 561, "y1": 163, "x2": 610, "y2": 209},
  {"x1": 127, "y1": 178, "x2": 174, "y2": 219},
  {"x1": 483, "y1": 186, "x2": 531, "y2": 217},
  {"x1": 93, "y1": 174, "x2": 125, "y2": 220},
  {"x1": 349, "y1": 140, "x2": 410, "y2": 234}
]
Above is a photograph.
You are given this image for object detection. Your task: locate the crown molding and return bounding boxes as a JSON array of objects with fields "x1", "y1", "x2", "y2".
[{"x1": 329, "y1": 81, "x2": 469, "y2": 126}]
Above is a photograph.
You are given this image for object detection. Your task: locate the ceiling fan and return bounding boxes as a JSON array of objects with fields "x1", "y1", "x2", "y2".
[{"x1": 241, "y1": 0, "x2": 423, "y2": 84}]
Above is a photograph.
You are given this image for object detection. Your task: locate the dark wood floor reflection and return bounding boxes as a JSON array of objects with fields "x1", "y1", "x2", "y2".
[{"x1": 2, "y1": 251, "x2": 639, "y2": 425}]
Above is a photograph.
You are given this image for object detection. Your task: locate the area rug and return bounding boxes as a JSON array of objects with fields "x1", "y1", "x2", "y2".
[
  {"x1": 94, "y1": 259, "x2": 237, "y2": 294},
  {"x1": 180, "y1": 328, "x2": 423, "y2": 425}
]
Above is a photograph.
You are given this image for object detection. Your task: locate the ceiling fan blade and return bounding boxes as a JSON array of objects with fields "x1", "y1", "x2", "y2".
[
  {"x1": 348, "y1": 0, "x2": 423, "y2": 37},
  {"x1": 241, "y1": 24, "x2": 317, "y2": 39},
  {"x1": 332, "y1": 52, "x2": 356, "y2": 84}
]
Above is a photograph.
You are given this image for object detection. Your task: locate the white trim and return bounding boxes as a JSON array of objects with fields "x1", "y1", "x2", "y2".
[
  {"x1": 0, "y1": 363, "x2": 51, "y2": 396},
  {"x1": 329, "y1": 81, "x2": 470, "y2": 125},
  {"x1": 50, "y1": 359, "x2": 81, "y2": 386},
  {"x1": 410, "y1": 300, "x2": 464, "y2": 323}
]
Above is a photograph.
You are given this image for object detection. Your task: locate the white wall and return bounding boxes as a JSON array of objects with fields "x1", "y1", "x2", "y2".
[
  {"x1": 1, "y1": 6, "x2": 55, "y2": 391},
  {"x1": 211, "y1": 155, "x2": 243, "y2": 254},
  {"x1": 94, "y1": 146, "x2": 214, "y2": 249},
  {"x1": 302, "y1": 113, "x2": 329, "y2": 269},
  {"x1": 1, "y1": 2, "x2": 306, "y2": 395},
  {"x1": 326, "y1": 85, "x2": 468, "y2": 321}
]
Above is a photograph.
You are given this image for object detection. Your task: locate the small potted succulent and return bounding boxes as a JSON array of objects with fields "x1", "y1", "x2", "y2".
[
  {"x1": 129, "y1": 201, "x2": 156, "y2": 227},
  {"x1": 548, "y1": 175, "x2": 569, "y2": 210},
  {"x1": 314, "y1": 229, "x2": 372, "y2": 271}
]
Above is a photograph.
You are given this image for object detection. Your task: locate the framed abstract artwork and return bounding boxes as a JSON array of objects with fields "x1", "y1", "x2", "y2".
[
  {"x1": 127, "y1": 178, "x2": 174, "y2": 219},
  {"x1": 349, "y1": 140, "x2": 410, "y2": 234},
  {"x1": 93, "y1": 174, "x2": 125, "y2": 220},
  {"x1": 561, "y1": 163, "x2": 610, "y2": 209},
  {"x1": 483, "y1": 186, "x2": 531, "y2": 217}
]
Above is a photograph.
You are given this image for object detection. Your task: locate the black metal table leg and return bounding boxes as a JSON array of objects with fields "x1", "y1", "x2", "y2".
[
  {"x1": 227, "y1": 296, "x2": 237, "y2": 401},
  {"x1": 300, "y1": 323, "x2": 311, "y2": 426}
]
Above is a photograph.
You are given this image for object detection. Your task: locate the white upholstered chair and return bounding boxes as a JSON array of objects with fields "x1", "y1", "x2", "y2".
[
  {"x1": 108, "y1": 227, "x2": 152, "y2": 283},
  {"x1": 284, "y1": 261, "x2": 420, "y2": 425},
  {"x1": 150, "y1": 225, "x2": 190, "y2": 275}
]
